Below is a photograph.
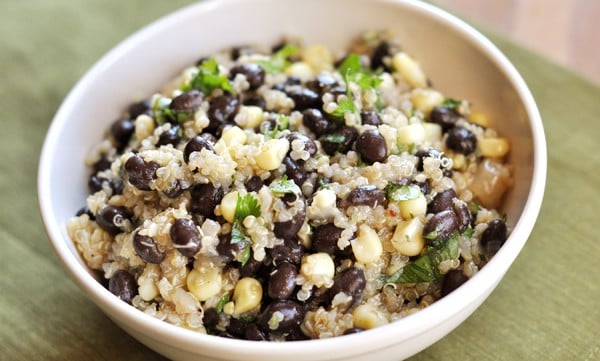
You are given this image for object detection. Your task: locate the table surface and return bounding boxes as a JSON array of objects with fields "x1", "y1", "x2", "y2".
[{"x1": 1, "y1": 1, "x2": 599, "y2": 360}]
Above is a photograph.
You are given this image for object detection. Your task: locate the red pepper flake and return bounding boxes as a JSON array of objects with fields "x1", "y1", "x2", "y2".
[{"x1": 389, "y1": 209, "x2": 397, "y2": 217}]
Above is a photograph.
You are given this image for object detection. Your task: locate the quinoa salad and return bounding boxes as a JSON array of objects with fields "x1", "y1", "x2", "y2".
[{"x1": 67, "y1": 32, "x2": 513, "y2": 341}]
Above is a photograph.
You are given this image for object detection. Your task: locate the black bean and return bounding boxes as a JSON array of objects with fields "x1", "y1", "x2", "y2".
[
  {"x1": 217, "y1": 234, "x2": 247, "y2": 264},
  {"x1": 93, "y1": 154, "x2": 112, "y2": 173},
  {"x1": 110, "y1": 119, "x2": 135, "y2": 150},
  {"x1": 268, "y1": 262, "x2": 297, "y2": 300},
  {"x1": 417, "y1": 180, "x2": 431, "y2": 195},
  {"x1": 76, "y1": 206, "x2": 95, "y2": 220},
  {"x1": 133, "y1": 232, "x2": 165, "y2": 264},
  {"x1": 446, "y1": 127, "x2": 477, "y2": 155},
  {"x1": 157, "y1": 125, "x2": 181, "y2": 147},
  {"x1": 206, "y1": 95, "x2": 240, "y2": 135},
  {"x1": 257, "y1": 300, "x2": 304, "y2": 335},
  {"x1": 480, "y1": 219, "x2": 508, "y2": 256},
  {"x1": 415, "y1": 148, "x2": 449, "y2": 171},
  {"x1": 230, "y1": 46, "x2": 255, "y2": 60},
  {"x1": 108, "y1": 270, "x2": 137, "y2": 304},
  {"x1": 356, "y1": 129, "x2": 387, "y2": 164},
  {"x1": 170, "y1": 218, "x2": 202, "y2": 258},
  {"x1": 305, "y1": 74, "x2": 338, "y2": 95},
  {"x1": 343, "y1": 328, "x2": 363, "y2": 335},
  {"x1": 88, "y1": 175, "x2": 108, "y2": 194},
  {"x1": 183, "y1": 135, "x2": 215, "y2": 163},
  {"x1": 453, "y1": 202, "x2": 472, "y2": 233},
  {"x1": 302, "y1": 108, "x2": 336, "y2": 137},
  {"x1": 96, "y1": 206, "x2": 131, "y2": 235},
  {"x1": 227, "y1": 317, "x2": 248, "y2": 338},
  {"x1": 371, "y1": 41, "x2": 392, "y2": 71},
  {"x1": 441, "y1": 269, "x2": 469, "y2": 297},
  {"x1": 286, "y1": 87, "x2": 322, "y2": 111},
  {"x1": 286, "y1": 132, "x2": 317, "y2": 157},
  {"x1": 360, "y1": 110, "x2": 382, "y2": 126},
  {"x1": 243, "y1": 96, "x2": 266, "y2": 110},
  {"x1": 320, "y1": 126, "x2": 358, "y2": 156},
  {"x1": 423, "y1": 210, "x2": 459, "y2": 244},
  {"x1": 269, "y1": 238, "x2": 304, "y2": 266},
  {"x1": 190, "y1": 183, "x2": 224, "y2": 217},
  {"x1": 128, "y1": 99, "x2": 152, "y2": 119},
  {"x1": 283, "y1": 157, "x2": 309, "y2": 187},
  {"x1": 272, "y1": 76, "x2": 301, "y2": 92},
  {"x1": 346, "y1": 185, "x2": 385, "y2": 207},
  {"x1": 124, "y1": 154, "x2": 159, "y2": 191},
  {"x1": 245, "y1": 324, "x2": 267, "y2": 341},
  {"x1": 203, "y1": 308, "x2": 220, "y2": 330},
  {"x1": 163, "y1": 180, "x2": 185, "y2": 199},
  {"x1": 274, "y1": 207, "x2": 306, "y2": 241},
  {"x1": 229, "y1": 63, "x2": 265, "y2": 90},
  {"x1": 169, "y1": 90, "x2": 204, "y2": 113},
  {"x1": 428, "y1": 188, "x2": 457, "y2": 214},
  {"x1": 312, "y1": 223, "x2": 343, "y2": 255},
  {"x1": 245, "y1": 176, "x2": 264, "y2": 192},
  {"x1": 430, "y1": 106, "x2": 460, "y2": 131},
  {"x1": 240, "y1": 256, "x2": 263, "y2": 278},
  {"x1": 328, "y1": 268, "x2": 366, "y2": 312}
]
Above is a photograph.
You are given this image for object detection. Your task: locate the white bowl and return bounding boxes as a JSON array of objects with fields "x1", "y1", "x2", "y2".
[{"x1": 38, "y1": 0, "x2": 546, "y2": 360}]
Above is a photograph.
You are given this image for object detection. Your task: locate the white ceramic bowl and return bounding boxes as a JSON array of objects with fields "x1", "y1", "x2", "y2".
[{"x1": 38, "y1": 0, "x2": 546, "y2": 360}]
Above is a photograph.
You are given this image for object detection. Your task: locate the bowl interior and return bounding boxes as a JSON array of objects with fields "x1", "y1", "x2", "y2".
[{"x1": 38, "y1": 0, "x2": 544, "y2": 360}]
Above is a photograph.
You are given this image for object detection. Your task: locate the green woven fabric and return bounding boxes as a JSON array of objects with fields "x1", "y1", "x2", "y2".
[{"x1": 1, "y1": 1, "x2": 598, "y2": 360}]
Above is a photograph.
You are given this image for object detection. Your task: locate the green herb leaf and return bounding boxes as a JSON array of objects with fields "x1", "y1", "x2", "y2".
[
  {"x1": 258, "y1": 44, "x2": 298, "y2": 74},
  {"x1": 321, "y1": 134, "x2": 346, "y2": 144},
  {"x1": 183, "y1": 58, "x2": 234, "y2": 95},
  {"x1": 263, "y1": 115, "x2": 290, "y2": 138},
  {"x1": 215, "y1": 294, "x2": 231, "y2": 314},
  {"x1": 270, "y1": 175, "x2": 301, "y2": 196},
  {"x1": 441, "y1": 98, "x2": 462, "y2": 110},
  {"x1": 396, "y1": 233, "x2": 459, "y2": 283},
  {"x1": 235, "y1": 193, "x2": 261, "y2": 221},
  {"x1": 238, "y1": 246, "x2": 251, "y2": 266},
  {"x1": 462, "y1": 226, "x2": 474, "y2": 238},
  {"x1": 329, "y1": 98, "x2": 357, "y2": 123},
  {"x1": 230, "y1": 220, "x2": 247, "y2": 244},
  {"x1": 470, "y1": 203, "x2": 481, "y2": 213},
  {"x1": 383, "y1": 183, "x2": 421, "y2": 201},
  {"x1": 337, "y1": 53, "x2": 383, "y2": 91},
  {"x1": 153, "y1": 96, "x2": 175, "y2": 125}
]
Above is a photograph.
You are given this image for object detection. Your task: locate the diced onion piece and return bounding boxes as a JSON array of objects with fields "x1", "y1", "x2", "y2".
[
  {"x1": 470, "y1": 158, "x2": 512, "y2": 209},
  {"x1": 351, "y1": 225, "x2": 383, "y2": 264},
  {"x1": 392, "y1": 52, "x2": 428, "y2": 88},
  {"x1": 254, "y1": 138, "x2": 290, "y2": 170},
  {"x1": 391, "y1": 217, "x2": 425, "y2": 256}
]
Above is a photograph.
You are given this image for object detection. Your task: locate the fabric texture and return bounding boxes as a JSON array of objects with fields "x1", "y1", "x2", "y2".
[{"x1": 1, "y1": 1, "x2": 598, "y2": 360}]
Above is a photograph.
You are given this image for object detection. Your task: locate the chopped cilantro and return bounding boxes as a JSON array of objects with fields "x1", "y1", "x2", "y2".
[
  {"x1": 235, "y1": 193, "x2": 261, "y2": 221},
  {"x1": 383, "y1": 182, "x2": 421, "y2": 201},
  {"x1": 215, "y1": 294, "x2": 230, "y2": 314},
  {"x1": 230, "y1": 220, "x2": 247, "y2": 244},
  {"x1": 424, "y1": 229, "x2": 438, "y2": 240},
  {"x1": 153, "y1": 96, "x2": 175, "y2": 125},
  {"x1": 183, "y1": 58, "x2": 234, "y2": 95},
  {"x1": 238, "y1": 245, "x2": 251, "y2": 266},
  {"x1": 441, "y1": 98, "x2": 462, "y2": 110},
  {"x1": 263, "y1": 115, "x2": 290, "y2": 138},
  {"x1": 337, "y1": 54, "x2": 383, "y2": 91},
  {"x1": 383, "y1": 233, "x2": 459, "y2": 283},
  {"x1": 462, "y1": 226, "x2": 474, "y2": 238},
  {"x1": 329, "y1": 97, "x2": 357, "y2": 123},
  {"x1": 470, "y1": 203, "x2": 481, "y2": 213},
  {"x1": 321, "y1": 134, "x2": 346, "y2": 144},
  {"x1": 258, "y1": 44, "x2": 298, "y2": 74},
  {"x1": 270, "y1": 175, "x2": 301, "y2": 196}
]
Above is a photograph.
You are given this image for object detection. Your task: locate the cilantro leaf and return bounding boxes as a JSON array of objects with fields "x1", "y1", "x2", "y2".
[
  {"x1": 215, "y1": 294, "x2": 230, "y2": 314},
  {"x1": 153, "y1": 96, "x2": 174, "y2": 125},
  {"x1": 258, "y1": 45, "x2": 298, "y2": 74},
  {"x1": 238, "y1": 245, "x2": 251, "y2": 266},
  {"x1": 183, "y1": 58, "x2": 234, "y2": 95},
  {"x1": 321, "y1": 134, "x2": 346, "y2": 144},
  {"x1": 383, "y1": 182, "x2": 421, "y2": 201},
  {"x1": 337, "y1": 54, "x2": 383, "y2": 90},
  {"x1": 394, "y1": 233, "x2": 459, "y2": 283},
  {"x1": 262, "y1": 115, "x2": 290, "y2": 138},
  {"x1": 230, "y1": 220, "x2": 247, "y2": 244},
  {"x1": 441, "y1": 98, "x2": 462, "y2": 110},
  {"x1": 270, "y1": 175, "x2": 301, "y2": 196},
  {"x1": 328, "y1": 98, "x2": 357, "y2": 123},
  {"x1": 235, "y1": 193, "x2": 261, "y2": 221}
]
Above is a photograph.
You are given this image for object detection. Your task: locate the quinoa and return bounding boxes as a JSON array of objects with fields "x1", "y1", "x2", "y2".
[{"x1": 67, "y1": 31, "x2": 513, "y2": 340}]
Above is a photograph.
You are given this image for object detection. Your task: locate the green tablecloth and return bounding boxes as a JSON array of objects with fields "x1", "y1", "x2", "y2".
[{"x1": 2, "y1": 1, "x2": 598, "y2": 360}]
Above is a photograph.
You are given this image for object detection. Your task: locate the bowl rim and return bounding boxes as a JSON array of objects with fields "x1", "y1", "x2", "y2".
[{"x1": 38, "y1": 0, "x2": 546, "y2": 357}]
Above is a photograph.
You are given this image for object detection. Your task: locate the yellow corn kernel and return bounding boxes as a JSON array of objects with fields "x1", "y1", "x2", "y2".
[
  {"x1": 302, "y1": 44, "x2": 334, "y2": 72},
  {"x1": 352, "y1": 304, "x2": 389, "y2": 329},
  {"x1": 300, "y1": 252, "x2": 335, "y2": 287},
  {"x1": 423, "y1": 122, "x2": 442, "y2": 143},
  {"x1": 469, "y1": 111, "x2": 490, "y2": 127},
  {"x1": 233, "y1": 277, "x2": 263, "y2": 315},
  {"x1": 220, "y1": 190, "x2": 239, "y2": 223},
  {"x1": 187, "y1": 267, "x2": 222, "y2": 302},
  {"x1": 221, "y1": 125, "x2": 247, "y2": 147},
  {"x1": 134, "y1": 114, "x2": 155, "y2": 141},
  {"x1": 398, "y1": 192, "x2": 427, "y2": 219},
  {"x1": 392, "y1": 52, "x2": 427, "y2": 88},
  {"x1": 452, "y1": 153, "x2": 466, "y2": 170},
  {"x1": 254, "y1": 138, "x2": 290, "y2": 170},
  {"x1": 410, "y1": 88, "x2": 444, "y2": 115},
  {"x1": 391, "y1": 217, "x2": 425, "y2": 256},
  {"x1": 351, "y1": 225, "x2": 383, "y2": 264},
  {"x1": 397, "y1": 123, "x2": 426, "y2": 146},
  {"x1": 235, "y1": 105, "x2": 264, "y2": 129},
  {"x1": 478, "y1": 137, "x2": 510, "y2": 158},
  {"x1": 285, "y1": 61, "x2": 314, "y2": 82}
]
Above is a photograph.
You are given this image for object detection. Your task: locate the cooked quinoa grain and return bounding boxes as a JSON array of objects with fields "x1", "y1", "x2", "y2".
[{"x1": 67, "y1": 32, "x2": 513, "y2": 340}]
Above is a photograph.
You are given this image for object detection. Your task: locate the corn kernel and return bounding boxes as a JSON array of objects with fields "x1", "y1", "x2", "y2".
[
  {"x1": 397, "y1": 123, "x2": 426, "y2": 146},
  {"x1": 351, "y1": 225, "x2": 383, "y2": 264},
  {"x1": 469, "y1": 111, "x2": 490, "y2": 127},
  {"x1": 233, "y1": 277, "x2": 263, "y2": 315},
  {"x1": 391, "y1": 217, "x2": 425, "y2": 256},
  {"x1": 308, "y1": 188, "x2": 337, "y2": 219},
  {"x1": 301, "y1": 252, "x2": 335, "y2": 287},
  {"x1": 478, "y1": 137, "x2": 510, "y2": 158},
  {"x1": 285, "y1": 61, "x2": 314, "y2": 82},
  {"x1": 352, "y1": 304, "x2": 389, "y2": 329},
  {"x1": 235, "y1": 105, "x2": 264, "y2": 129},
  {"x1": 392, "y1": 52, "x2": 427, "y2": 88},
  {"x1": 254, "y1": 138, "x2": 290, "y2": 170},
  {"x1": 134, "y1": 114, "x2": 155, "y2": 141},
  {"x1": 423, "y1": 122, "x2": 442, "y2": 143},
  {"x1": 221, "y1": 125, "x2": 247, "y2": 147},
  {"x1": 302, "y1": 44, "x2": 334, "y2": 72},
  {"x1": 410, "y1": 88, "x2": 444, "y2": 115},
  {"x1": 398, "y1": 192, "x2": 427, "y2": 219},
  {"x1": 220, "y1": 191, "x2": 239, "y2": 223},
  {"x1": 187, "y1": 267, "x2": 222, "y2": 301}
]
